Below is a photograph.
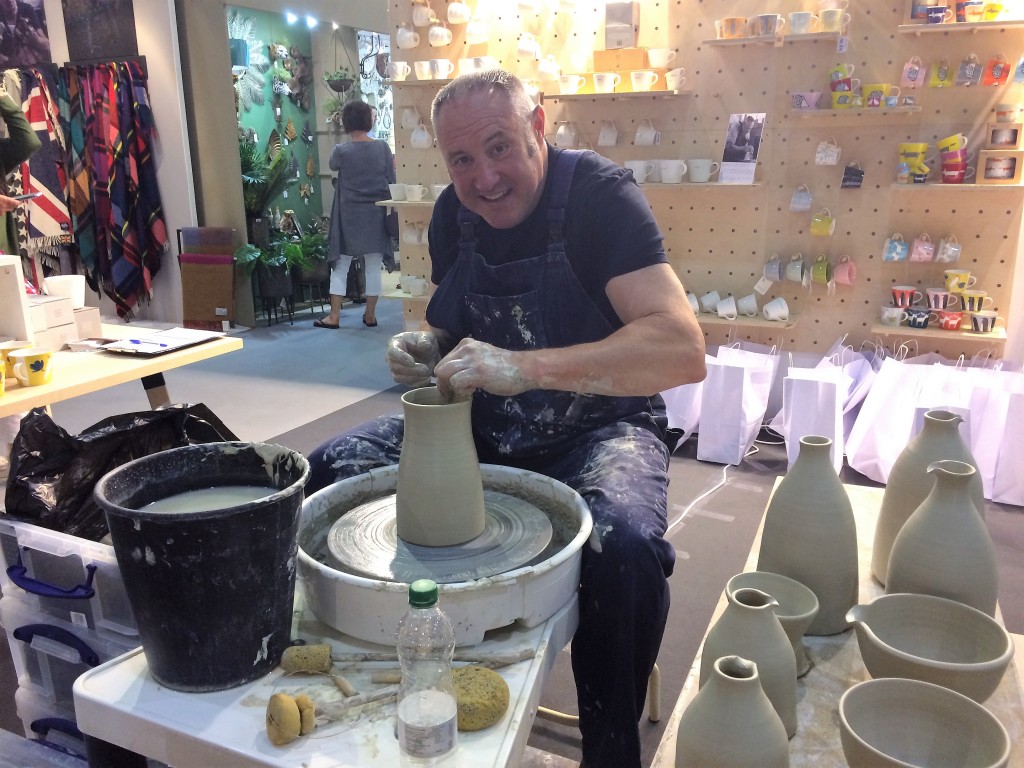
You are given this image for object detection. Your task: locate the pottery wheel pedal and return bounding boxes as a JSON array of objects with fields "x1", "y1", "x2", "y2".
[{"x1": 326, "y1": 491, "x2": 554, "y2": 583}]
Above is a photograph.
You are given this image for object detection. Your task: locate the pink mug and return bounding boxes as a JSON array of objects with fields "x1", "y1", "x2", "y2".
[
  {"x1": 833, "y1": 255, "x2": 856, "y2": 285},
  {"x1": 891, "y1": 284, "x2": 923, "y2": 308}
]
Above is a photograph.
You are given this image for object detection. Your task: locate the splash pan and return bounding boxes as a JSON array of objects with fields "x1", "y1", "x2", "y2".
[{"x1": 298, "y1": 465, "x2": 592, "y2": 646}]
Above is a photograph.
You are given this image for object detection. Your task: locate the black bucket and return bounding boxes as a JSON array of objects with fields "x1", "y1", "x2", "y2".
[{"x1": 93, "y1": 441, "x2": 310, "y2": 692}]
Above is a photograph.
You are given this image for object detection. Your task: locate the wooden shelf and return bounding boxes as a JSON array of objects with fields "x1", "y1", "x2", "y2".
[
  {"x1": 642, "y1": 182, "x2": 761, "y2": 188},
  {"x1": 376, "y1": 199, "x2": 435, "y2": 208},
  {"x1": 897, "y1": 19, "x2": 1024, "y2": 35},
  {"x1": 788, "y1": 106, "x2": 922, "y2": 118},
  {"x1": 392, "y1": 78, "x2": 452, "y2": 86},
  {"x1": 541, "y1": 90, "x2": 689, "y2": 103},
  {"x1": 703, "y1": 31, "x2": 842, "y2": 46},
  {"x1": 890, "y1": 182, "x2": 1024, "y2": 190},
  {"x1": 869, "y1": 323, "x2": 1006, "y2": 342},
  {"x1": 698, "y1": 313, "x2": 799, "y2": 330},
  {"x1": 381, "y1": 289, "x2": 430, "y2": 301}
]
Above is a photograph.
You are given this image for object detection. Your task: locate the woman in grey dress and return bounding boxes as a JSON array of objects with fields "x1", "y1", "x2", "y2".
[{"x1": 316, "y1": 100, "x2": 396, "y2": 328}]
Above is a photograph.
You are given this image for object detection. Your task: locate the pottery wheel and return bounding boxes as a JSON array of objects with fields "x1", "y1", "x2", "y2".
[{"x1": 326, "y1": 490, "x2": 553, "y2": 583}]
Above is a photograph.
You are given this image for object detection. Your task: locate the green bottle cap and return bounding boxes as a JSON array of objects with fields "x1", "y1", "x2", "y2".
[{"x1": 408, "y1": 578, "x2": 438, "y2": 608}]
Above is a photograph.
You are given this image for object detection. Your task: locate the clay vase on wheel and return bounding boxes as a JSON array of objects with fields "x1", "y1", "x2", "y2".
[
  {"x1": 756, "y1": 435, "x2": 858, "y2": 635},
  {"x1": 699, "y1": 587, "x2": 798, "y2": 738},
  {"x1": 886, "y1": 460, "x2": 999, "y2": 617},
  {"x1": 396, "y1": 386, "x2": 486, "y2": 547},
  {"x1": 676, "y1": 655, "x2": 790, "y2": 768},
  {"x1": 872, "y1": 409, "x2": 983, "y2": 585}
]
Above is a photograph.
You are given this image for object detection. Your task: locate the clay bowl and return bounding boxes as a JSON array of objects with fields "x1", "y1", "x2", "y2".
[
  {"x1": 839, "y1": 678, "x2": 1010, "y2": 768},
  {"x1": 727, "y1": 571, "x2": 819, "y2": 677},
  {"x1": 846, "y1": 592, "x2": 1013, "y2": 702}
]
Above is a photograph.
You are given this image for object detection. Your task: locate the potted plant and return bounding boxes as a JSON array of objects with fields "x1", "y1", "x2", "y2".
[
  {"x1": 234, "y1": 236, "x2": 316, "y2": 300},
  {"x1": 323, "y1": 67, "x2": 354, "y2": 93}
]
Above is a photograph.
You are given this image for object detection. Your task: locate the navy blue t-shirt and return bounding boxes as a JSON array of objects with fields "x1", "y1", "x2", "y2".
[{"x1": 427, "y1": 146, "x2": 667, "y2": 330}]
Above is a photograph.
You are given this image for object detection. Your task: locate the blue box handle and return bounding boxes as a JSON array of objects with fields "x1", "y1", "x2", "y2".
[
  {"x1": 13, "y1": 623, "x2": 100, "y2": 666},
  {"x1": 6, "y1": 549, "x2": 97, "y2": 600},
  {"x1": 30, "y1": 716, "x2": 85, "y2": 742}
]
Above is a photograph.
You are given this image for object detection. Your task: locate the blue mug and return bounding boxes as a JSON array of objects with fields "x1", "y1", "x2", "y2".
[{"x1": 906, "y1": 307, "x2": 936, "y2": 328}]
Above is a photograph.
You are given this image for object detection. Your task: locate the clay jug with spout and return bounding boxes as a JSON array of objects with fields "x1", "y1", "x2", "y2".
[
  {"x1": 699, "y1": 587, "x2": 798, "y2": 738},
  {"x1": 756, "y1": 435, "x2": 858, "y2": 635},
  {"x1": 676, "y1": 655, "x2": 790, "y2": 767},
  {"x1": 872, "y1": 409, "x2": 984, "y2": 585},
  {"x1": 886, "y1": 460, "x2": 999, "y2": 616},
  {"x1": 397, "y1": 386, "x2": 486, "y2": 546}
]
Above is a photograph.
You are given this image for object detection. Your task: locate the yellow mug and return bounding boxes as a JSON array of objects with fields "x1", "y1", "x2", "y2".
[
  {"x1": 936, "y1": 133, "x2": 968, "y2": 152},
  {"x1": 0, "y1": 340, "x2": 33, "y2": 379},
  {"x1": 0, "y1": 364, "x2": 5, "y2": 397},
  {"x1": 9, "y1": 347, "x2": 53, "y2": 387},
  {"x1": 810, "y1": 209, "x2": 836, "y2": 236},
  {"x1": 831, "y1": 91, "x2": 854, "y2": 109},
  {"x1": 943, "y1": 268, "x2": 977, "y2": 293}
]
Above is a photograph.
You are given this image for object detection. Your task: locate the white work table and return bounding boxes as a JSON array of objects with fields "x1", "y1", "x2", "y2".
[
  {"x1": 73, "y1": 584, "x2": 578, "y2": 767},
  {"x1": 651, "y1": 482, "x2": 1024, "y2": 768},
  {"x1": 0, "y1": 323, "x2": 243, "y2": 418}
]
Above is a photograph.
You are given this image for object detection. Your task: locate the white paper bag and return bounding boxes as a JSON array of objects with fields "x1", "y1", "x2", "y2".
[
  {"x1": 661, "y1": 380, "x2": 704, "y2": 451},
  {"x1": 697, "y1": 359, "x2": 773, "y2": 465},
  {"x1": 779, "y1": 368, "x2": 848, "y2": 472},
  {"x1": 992, "y1": 391, "x2": 1024, "y2": 505}
]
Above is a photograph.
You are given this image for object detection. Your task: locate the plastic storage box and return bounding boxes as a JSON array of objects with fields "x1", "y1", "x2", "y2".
[
  {"x1": 14, "y1": 685, "x2": 86, "y2": 758},
  {"x1": 0, "y1": 595, "x2": 139, "y2": 710},
  {"x1": 0, "y1": 517, "x2": 137, "y2": 637}
]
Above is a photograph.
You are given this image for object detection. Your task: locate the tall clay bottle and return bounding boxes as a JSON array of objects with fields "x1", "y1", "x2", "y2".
[
  {"x1": 699, "y1": 588, "x2": 798, "y2": 738},
  {"x1": 886, "y1": 460, "x2": 999, "y2": 617},
  {"x1": 872, "y1": 409, "x2": 984, "y2": 585},
  {"x1": 756, "y1": 435, "x2": 858, "y2": 635},
  {"x1": 676, "y1": 655, "x2": 790, "y2": 768},
  {"x1": 396, "y1": 386, "x2": 486, "y2": 547}
]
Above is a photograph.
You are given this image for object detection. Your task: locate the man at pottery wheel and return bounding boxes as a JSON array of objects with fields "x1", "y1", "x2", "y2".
[{"x1": 306, "y1": 69, "x2": 706, "y2": 768}]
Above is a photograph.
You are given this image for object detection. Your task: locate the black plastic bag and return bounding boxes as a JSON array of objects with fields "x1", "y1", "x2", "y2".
[{"x1": 3, "y1": 404, "x2": 239, "y2": 542}]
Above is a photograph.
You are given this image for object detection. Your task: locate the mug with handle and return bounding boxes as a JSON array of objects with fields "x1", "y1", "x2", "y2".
[
  {"x1": 688, "y1": 159, "x2": 720, "y2": 182},
  {"x1": 10, "y1": 347, "x2": 53, "y2": 387},
  {"x1": 833, "y1": 255, "x2": 856, "y2": 285}
]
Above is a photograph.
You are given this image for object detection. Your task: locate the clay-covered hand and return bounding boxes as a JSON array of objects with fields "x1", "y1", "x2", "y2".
[
  {"x1": 434, "y1": 339, "x2": 535, "y2": 400},
  {"x1": 385, "y1": 331, "x2": 441, "y2": 387}
]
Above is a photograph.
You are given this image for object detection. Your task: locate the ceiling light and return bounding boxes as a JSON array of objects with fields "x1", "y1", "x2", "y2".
[
  {"x1": 285, "y1": 11, "x2": 298, "y2": 24},
  {"x1": 306, "y1": 15, "x2": 318, "y2": 29}
]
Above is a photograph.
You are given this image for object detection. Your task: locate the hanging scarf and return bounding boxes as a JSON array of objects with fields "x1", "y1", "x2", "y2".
[
  {"x1": 19, "y1": 66, "x2": 72, "y2": 271},
  {"x1": 58, "y1": 67, "x2": 97, "y2": 286}
]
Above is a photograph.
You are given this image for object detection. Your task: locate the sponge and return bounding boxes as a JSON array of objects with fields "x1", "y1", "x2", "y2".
[
  {"x1": 266, "y1": 693, "x2": 302, "y2": 745},
  {"x1": 452, "y1": 666, "x2": 510, "y2": 731},
  {"x1": 281, "y1": 644, "x2": 333, "y2": 674}
]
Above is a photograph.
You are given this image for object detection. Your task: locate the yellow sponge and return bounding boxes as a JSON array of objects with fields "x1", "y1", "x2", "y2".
[
  {"x1": 452, "y1": 666, "x2": 510, "y2": 731},
  {"x1": 280, "y1": 644, "x2": 332, "y2": 674}
]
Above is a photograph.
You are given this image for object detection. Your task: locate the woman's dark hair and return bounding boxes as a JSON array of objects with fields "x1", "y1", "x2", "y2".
[{"x1": 341, "y1": 100, "x2": 373, "y2": 133}]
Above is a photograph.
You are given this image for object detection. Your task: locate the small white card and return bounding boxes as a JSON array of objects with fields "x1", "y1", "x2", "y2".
[{"x1": 754, "y1": 276, "x2": 774, "y2": 295}]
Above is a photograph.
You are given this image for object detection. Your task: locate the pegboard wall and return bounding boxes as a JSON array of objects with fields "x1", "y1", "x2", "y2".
[{"x1": 386, "y1": 0, "x2": 1024, "y2": 356}]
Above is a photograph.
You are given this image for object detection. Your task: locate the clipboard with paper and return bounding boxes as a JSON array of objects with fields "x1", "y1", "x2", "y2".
[{"x1": 101, "y1": 328, "x2": 225, "y2": 357}]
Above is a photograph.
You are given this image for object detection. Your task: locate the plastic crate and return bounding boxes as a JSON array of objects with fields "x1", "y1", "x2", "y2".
[
  {"x1": 0, "y1": 596, "x2": 139, "y2": 710},
  {"x1": 0, "y1": 517, "x2": 137, "y2": 637},
  {"x1": 13, "y1": 685, "x2": 87, "y2": 759}
]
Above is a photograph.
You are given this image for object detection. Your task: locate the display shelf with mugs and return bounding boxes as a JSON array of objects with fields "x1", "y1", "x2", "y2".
[
  {"x1": 869, "y1": 322, "x2": 1007, "y2": 342},
  {"x1": 785, "y1": 105, "x2": 922, "y2": 119},
  {"x1": 897, "y1": 17, "x2": 1024, "y2": 33},
  {"x1": 703, "y1": 30, "x2": 843, "y2": 46},
  {"x1": 698, "y1": 312, "x2": 799, "y2": 330},
  {"x1": 541, "y1": 88, "x2": 690, "y2": 101}
]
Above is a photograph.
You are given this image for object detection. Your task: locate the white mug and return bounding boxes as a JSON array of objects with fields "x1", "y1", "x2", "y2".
[
  {"x1": 820, "y1": 9, "x2": 851, "y2": 31},
  {"x1": 647, "y1": 48, "x2": 677, "y2": 69},
  {"x1": 624, "y1": 160, "x2": 655, "y2": 183},
  {"x1": 396, "y1": 25, "x2": 421, "y2": 49},
  {"x1": 517, "y1": 32, "x2": 541, "y2": 60},
  {"x1": 465, "y1": 19, "x2": 489, "y2": 45},
  {"x1": 403, "y1": 225, "x2": 423, "y2": 244},
  {"x1": 763, "y1": 297, "x2": 790, "y2": 321},
  {"x1": 688, "y1": 159, "x2": 720, "y2": 182},
  {"x1": 538, "y1": 55, "x2": 561, "y2": 80},
  {"x1": 788, "y1": 11, "x2": 820, "y2": 33},
  {"x1": 388, "y1": 182, "x2": 407, "y2": 201},
  {"x1": 687, "y1": 292, "x2": 700, "y2": 314},
  {"x1": 410, "y1": 124, "x2": 434, "y2": 148},
  {"x1": 699, "y1": 290, "x2": 722, "y2": 313},
  {"x1": 634, "y1": 119, "x2": 660, "y2": 146},
  {"x1": 413, "y1": 60, "x2": 432, "y2": 80},
  {"x1": 412, "y1": 1, "x2": 434, "y2": 27},
  {"x1": 554, "y1": 121, "x2": 578, "y2": 148},
  {"x1": 428, "y1": 23, "x2": 452, "y2": 46},
  {"x1": 737, "y1": 294, "x2": 759, "y2": 316},
  {"x1": 665, "y1": 68, "x2": 686, "y2": 91},
  {"x1": 431, "y1": 183, "x2": 447, "y2": 200},
  {"x1": 630, "y1": 70, "x2": 659, "y2": 92},
  {"x1": 405, "y1": 184, "x2": 426, "y2": 201},
  {"x1": 558, "y1": 74, "x2": 586, "y2": 94},
  {"x1": 401, "y1": 106, "x2": 421, "y2": 130},
  {"x1": 388, "y1": 61, "x2": 412, "y2": 81},
  {"x1": 716, "y1": 295, "x2": 738, "y2": 320},
  {"x1": 447, "y1": 0, "x2": 471, "y2": 24},
  {"x1": 597, "y1": 121, "x2": 620, "y2": 147},
  {"x1": 593, "y1": 72, "x2": 621, "y2": 94},
  {"x1": 430, "y1": 59, "x2": 455, "y2": 79},
  {"x1": 659, "y1": 159, "x2": 687, "y2": 183}
]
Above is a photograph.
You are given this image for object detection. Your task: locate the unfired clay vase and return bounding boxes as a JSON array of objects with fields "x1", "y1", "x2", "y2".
[
  {"x1": 846, "y1": 592, "x2": 1013, "y2": 703},
  {"x1": 839, "y1": 678, "x2": 1011, "y2": 768},
  {"x1": 699, "y1": 587, "x2": 798, "y2": 738},
  {"x1": 885, "y1": 460, "x2": 999, "y2": 617},
  {"x1": 756, "y1": 435, "x2": 858, "y2": 635},
  {"x1": 872, "y1": 409, "x2": 984, "y2": 585},
  {"x1": 676, "y1": 655, "x2": 790, "y2": 768},
  {"x1": 396, "y1": 386, "x2": 486, "y2": 547},
  {"x1": 727, "y1": 571, "x2": 819, "y2": 678}
]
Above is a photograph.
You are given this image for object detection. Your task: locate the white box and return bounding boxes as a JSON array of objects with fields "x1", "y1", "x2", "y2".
[
  {"x1": 26, "y1": 295, "x2": 74, "y2": 331},
  {"x1": 33, "y1": 321, "x2": 79, "y2": 351},
  {"x1": 73, "y1": 306, "x2": 102, "y2": 339},
  {"x1": 0, "y1": 255, "x2": 33, "y2": 342}
]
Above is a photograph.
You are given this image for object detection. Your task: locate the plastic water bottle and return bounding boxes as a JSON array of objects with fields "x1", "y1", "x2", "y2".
[{"x1": 396, "y1": 578, "x2": 458, "y2": 766}]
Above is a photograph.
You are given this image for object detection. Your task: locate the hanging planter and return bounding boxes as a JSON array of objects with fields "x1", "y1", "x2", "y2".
[{"x1": 324, "y1": 69, "x2": 354, "y2": 93}]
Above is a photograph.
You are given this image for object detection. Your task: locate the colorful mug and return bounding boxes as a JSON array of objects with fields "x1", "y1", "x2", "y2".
[
  {"x1": 906, "y1": 307, "x2": 937, "y2": 328},
  {"x1": 944, "y1": 269, "x2": 977, "y2": 293},
  {"x1": 892, "y1": 285, "x2": 924, "y2": 308}
]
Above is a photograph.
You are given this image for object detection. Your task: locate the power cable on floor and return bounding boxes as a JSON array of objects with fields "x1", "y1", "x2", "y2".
[{"x1": 666, "y1": 443, "x2": 762, "y2": 536}]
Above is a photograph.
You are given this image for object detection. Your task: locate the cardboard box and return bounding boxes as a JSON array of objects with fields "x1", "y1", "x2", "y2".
[
  {"x1": 977, "y1": 150, "x2": 1024, "y2": 185},
  {"x1": 984, "y1": 122, "x2": 1023, "y2": 151},
  {"x1": 605, "y1": 2, "x2": 639, "y2": 49},
  {"x1": 179, "y1": 253, "x2": 235, "y2": 331},
  {"x1": 594, "y1": 47, "x2": 649, "y2": 72},
  {"x1": 26, "y1": 295, "x2": 74, "y2": 331},
  {"x1": 0, "y1": 256, "x2": 32, "y2": 342},
  {"x1": 33, "y1": 321, "x2": 78, "y2": 351},
  {"x1": 73, "y1": 307, "x2": 102, "y2": 339}
]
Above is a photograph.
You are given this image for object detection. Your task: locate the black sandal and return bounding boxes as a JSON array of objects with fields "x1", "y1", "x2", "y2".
[
  {"x1": 313, "y1": 319, "x2": 340, "y2": 329},
  {"x1": 362, "y1": 315, "x2": 378, "y2": 327}
]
